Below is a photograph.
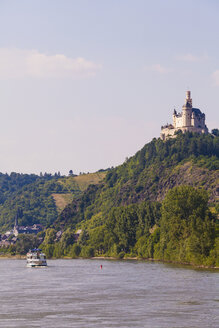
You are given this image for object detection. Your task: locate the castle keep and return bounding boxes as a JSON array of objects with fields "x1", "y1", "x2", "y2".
[{"x1": 160, "y1": 91, "x2": 208, "y2": 140}]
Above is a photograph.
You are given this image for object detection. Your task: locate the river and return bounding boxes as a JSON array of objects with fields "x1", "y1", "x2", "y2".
[{"x1": 0, "y1": 259, "x2": 218, "y2": 328}]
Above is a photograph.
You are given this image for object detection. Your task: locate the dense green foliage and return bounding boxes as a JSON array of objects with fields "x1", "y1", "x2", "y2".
[
  {"x1": 0, "y1": 174, "x2": 63, "y2": 231},
  {"x1": 41, "y1": 186, "x2": 218, "y2": 267},
  {"x1": 157, "y1": 186, "x2": 217, "y2": 265},
  {"x1": 106, "y1": 202, "x2": 161, "y2": 253}
]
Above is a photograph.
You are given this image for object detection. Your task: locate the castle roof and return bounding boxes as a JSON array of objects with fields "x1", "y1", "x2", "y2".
[{"x1": 192, "y1": 108, "x2": 204, "y2": 116}]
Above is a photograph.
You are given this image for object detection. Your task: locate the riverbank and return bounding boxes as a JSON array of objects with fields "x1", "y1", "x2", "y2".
[
  {"x1": 1, "y1": 254, "x2": 218, "y2": 269},
  {"x1": 63, "y1": 255, "x2": 219, "y2": 269},
  {"x1": 91, "y1": 256, "x2": 219, "y2": 270},
  {"x1": 0, "y1": 254, "x2": 25, "y2": 259}
]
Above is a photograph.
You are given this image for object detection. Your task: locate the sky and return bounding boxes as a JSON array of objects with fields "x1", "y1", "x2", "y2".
[{"x1": 0, "y1": 0, "x2": 218, "y2": 175}]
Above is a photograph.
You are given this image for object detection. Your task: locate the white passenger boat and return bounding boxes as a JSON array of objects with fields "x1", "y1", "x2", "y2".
[{"x1": 26, "y1": 248, "x2": 47, "y2": 267}]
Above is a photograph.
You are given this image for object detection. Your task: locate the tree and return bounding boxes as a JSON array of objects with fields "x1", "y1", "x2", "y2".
[
  {"x1": 80, "y1": 246, "x2": 94, "y2": 258},
  {"x1": 15, "y1": 234, "x2": 39, "y2": 254},
  {"x1": 60, "y1": 228, "x2": 75, "y2": 248},
  {"x1": 43, "y1": 228, "x2": 56, "y2": 244},
  {"x1": 69, "y1": 244, "x2": 81, "y2": 258},
  {"x1": 158, "y1": 186, "x2": 216, "y2": 264},
  {"x1": 211, "y1": 129, "x2": 219, "y2": 136}
]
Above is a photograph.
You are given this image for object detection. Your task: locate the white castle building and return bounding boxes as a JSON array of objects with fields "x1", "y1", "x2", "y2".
[{"x1": 160, "y1": 91, "x2": 208, "y2": 140}]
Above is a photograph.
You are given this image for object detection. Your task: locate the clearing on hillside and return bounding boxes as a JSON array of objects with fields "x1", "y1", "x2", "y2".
[{"x1": 52, "y1": 171, "x2": 107, "y2": 212}]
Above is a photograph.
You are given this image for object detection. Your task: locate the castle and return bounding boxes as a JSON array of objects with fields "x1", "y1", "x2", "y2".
[{"x1": 160, "y1": 91, "x2": 208, "y2": 140}]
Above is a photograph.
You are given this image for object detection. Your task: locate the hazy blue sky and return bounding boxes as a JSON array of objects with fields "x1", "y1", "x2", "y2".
[{"x1": 0, "y1": 0, "x2": 218, "y2": 174}]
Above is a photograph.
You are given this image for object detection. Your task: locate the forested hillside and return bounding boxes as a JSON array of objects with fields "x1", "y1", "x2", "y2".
[
  {"x1": 39, "y1": 132, "x2": 218, "y2": 267},
  {"x1": 56, "y1": 132, "x2": 219, "y2": 231},
  {"x1": 0, "y1": 172, "x2": 106, "y2": 232}
]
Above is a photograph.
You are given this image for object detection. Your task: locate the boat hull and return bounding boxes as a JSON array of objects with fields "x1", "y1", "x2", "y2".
[{"x1": 26, "y1": 263, "x2": 47, "y2": 267}]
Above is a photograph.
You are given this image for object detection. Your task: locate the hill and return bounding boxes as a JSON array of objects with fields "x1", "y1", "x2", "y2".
[
  {"x1": 55, "y1": 132, "x2": 219, "y2": 230},
  {"x1": 0, "y1": 172, "x2": 106, "y2": 232},
  {"x1": 41, "y1": 132, "x2": 218, "y2": 267}
]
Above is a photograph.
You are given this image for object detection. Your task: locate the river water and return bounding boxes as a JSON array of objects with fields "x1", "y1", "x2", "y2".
[{"x1": 0, "y1": 259, "x2": 218, "y2": 328}]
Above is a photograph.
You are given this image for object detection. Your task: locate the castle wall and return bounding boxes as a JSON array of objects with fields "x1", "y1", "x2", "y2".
[
  {"x1": 160, "y1": 127, "x2": 176, "y2": 140},
  {"x1": 173, "y1": 115, "x2": 183, "y2": 128},
  {"x1": 161, "y1": 126, "x2": 208, "y2": 140}
]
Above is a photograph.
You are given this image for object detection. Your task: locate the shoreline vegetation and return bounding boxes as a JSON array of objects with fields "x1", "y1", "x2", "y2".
[
  {"x1": 0, "y1": 254, "x2": 218, "y2": 270},
  {"x1": 39, "y1": 186, "x2": 218, "y2": 270}
]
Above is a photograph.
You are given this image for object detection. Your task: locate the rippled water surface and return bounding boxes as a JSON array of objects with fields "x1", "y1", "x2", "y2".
[{"x1": 0, "y1": 259, "x2": 218, "y2": 328}]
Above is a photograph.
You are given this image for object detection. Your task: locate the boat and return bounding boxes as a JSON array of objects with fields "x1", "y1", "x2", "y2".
[{"x1": 26, "y1": 248, "x2": 47, "y2": 267}]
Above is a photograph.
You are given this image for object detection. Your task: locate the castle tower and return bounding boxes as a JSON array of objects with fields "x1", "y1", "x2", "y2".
[
  {"x1": 13, "y1": 214, "x2": 19, "y2": 236},
  {"x1": 14, "y1": 214, "x2": 18, "y2": 228},
  {"x1": 182, "y1": 90, "x2": 192, "y2": 127},
  {"x1": 185, "y1": 91, "x2": 192, "y2": 107},
  {"x1": 172, "y1": 109, "x2": 177, "y2": 128}
]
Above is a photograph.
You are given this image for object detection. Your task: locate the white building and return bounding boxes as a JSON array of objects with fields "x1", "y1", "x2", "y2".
[{"x1": 161, "y1": 91, "x2": 208, "y2": 140}]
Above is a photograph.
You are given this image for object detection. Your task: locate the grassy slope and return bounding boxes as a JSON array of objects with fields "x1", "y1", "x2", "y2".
[
  {"x1": 52, "y1": 193, "x2": 74, "y2": 213},
  {"x1": 57, "y1": 171, "x2": 106, "y2": 192},
  {"x1": 52, "y1": 172, "x2": 106, "y2": 212}
]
